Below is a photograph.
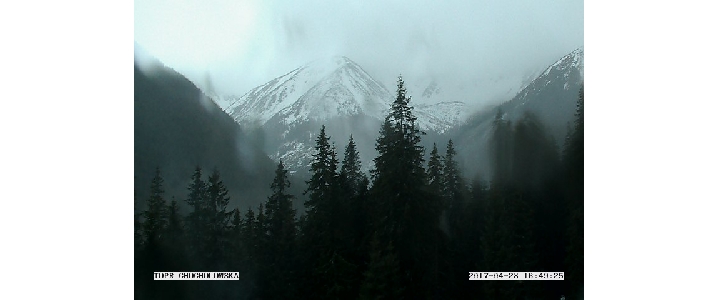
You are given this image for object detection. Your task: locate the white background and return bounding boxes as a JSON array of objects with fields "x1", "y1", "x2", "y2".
[{"x1": 1, "y1": 1, "x2": 717, "y2": 299}]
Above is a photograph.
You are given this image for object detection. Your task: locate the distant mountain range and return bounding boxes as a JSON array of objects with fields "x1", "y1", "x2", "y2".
[
  {"x1": 209, "y1": 56, "x2": 469, "y2": 173},
  {"x1": 207, "y1": 49, "x2": 583, "y2": 177},
  {"x1": 213, "y1": 56, "x2": 468, "y2": 133},
  {"x1": 137, "y1": 46, "x2": 583, "y2": 194}
]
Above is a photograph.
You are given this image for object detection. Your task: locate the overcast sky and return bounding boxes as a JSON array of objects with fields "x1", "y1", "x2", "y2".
[{"x1": 135, "y1": 0, "x2": 583, "y2": 107}]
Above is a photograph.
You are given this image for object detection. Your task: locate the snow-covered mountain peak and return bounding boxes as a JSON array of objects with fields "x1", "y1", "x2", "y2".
[
  {"x1": 215, "y1": 55, "x2": 394, "y2": 127},
  {"x1": 541, "y1": 47, "x2": 583, "y2": 78}
]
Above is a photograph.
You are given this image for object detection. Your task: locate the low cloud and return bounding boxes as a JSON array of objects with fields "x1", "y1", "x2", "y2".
[{"x1": 135, "y1": 0, "x2": 583, "y2": 107}]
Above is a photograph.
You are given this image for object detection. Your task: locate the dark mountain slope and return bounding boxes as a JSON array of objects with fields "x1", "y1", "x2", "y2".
[
  {"x1": 134, "y1": 61, "x2": 276, "y2": 212},
  {"x1": 447, "y1": 48, "x2": 584, "y2": 180}
]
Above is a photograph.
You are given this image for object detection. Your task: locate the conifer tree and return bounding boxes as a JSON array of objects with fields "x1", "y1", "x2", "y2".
[
  {"x1": 340, "y1": 135, "x2": 367, "y2": 198},
  {"x1": 301, "y1": 127, "x2": 367, "y2": 299},
  {"x1": 304, "y1": 125, "x2": 340, "y2": 219},
  {"x1": 262, "y1": 160, "x2": 298, "y2": 299},
  {"x1": 137, "y1": 170, "x2": 182, "y2": 300},
  {"x1": 443, "y1": 139, "x2": 465, "y2": 234},
  {"x1": 371, "y1": 76, "x2": 428, "y2": 235},
  {"x1": 339, "y1": 134, "x2": 370, "y2": 265},
  {"x1": 266, "y1": 161, "x2": 296, "y2": 242},
  {"x1": 185, "y1": 166, "x2": 208, "y2": 266},
  {"x1": 229, "y1": 207, "x2": 245, "y2": 273},
  {"x1": 162, "y1": 197, "x2": 188, "y2": 278},
  {"x1": 186, "y1": 167, "x2": 207, "y2": 213},
  {"x1": 426, "y1": 142, "x2": 449, "y2": 294},
  {"x1": 231, "y1": 208, "x2": 241, "y2": 229},
  {"x1": 142, "y1": 167, "x2": 168, "y2": 248},
  {"x1": 369, "y1": 75, "x2": 439, "y2": 298},
  {"x1": 205, "y1": 169, "x2": 232, "y2": 270},
  {"x1": 241, "y1": 207, "x2": 257, "y2": 262},
  {"x1": 164, "y1": 197, "x2": 184, "y2": 250},
  {"x1": 427, "y1": 143, "x2": 444, "y2": 200}
]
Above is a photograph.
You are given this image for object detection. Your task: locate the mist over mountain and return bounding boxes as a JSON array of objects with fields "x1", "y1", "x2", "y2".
[
  {"x1": 447, "y1": 47, "x2": 584, "y2": 180},
  {"x1": 134, "y1": 56, "x2": 278, "y2": 212}
]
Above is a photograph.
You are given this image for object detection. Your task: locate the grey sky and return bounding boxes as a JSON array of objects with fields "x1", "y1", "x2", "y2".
[{"x1": 135, "y1": 0, "x2": 583, "y2": 108}]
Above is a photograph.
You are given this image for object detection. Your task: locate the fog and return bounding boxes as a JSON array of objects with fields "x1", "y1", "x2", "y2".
[{"x1": 135, "y1": 0, "x2": 583, "y2": 108}]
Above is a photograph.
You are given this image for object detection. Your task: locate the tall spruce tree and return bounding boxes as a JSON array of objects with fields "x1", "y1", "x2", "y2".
[
  {"x1": 304, "y1": 125, "x2": 340, "y2": 220},
  {"x1": 427, "y1": 143, "x2": 444, "y2": 200},
  {"x1": 340, "y1": 135, "x2": 367, "y2": 198},
  {"x1": 266, "y1": 161, "x2": 296, "y2": 241},
  {"x1": 137, "y1": 170, "x2": 185, "y2": 300},
  {"x1": 262, "y1": 160, "x2": 298, "y2": 299},
  {"x1": 441, "y1": 139, "x2": 475, "y2": 297},
  {"x1": 339, "y1": 135, "x2": 369, "y2": 245},
  {"x1": 371, "y1": 75, "x2": 428, "y2": 236},
  {"x1": 300, "y1": 125, "x2": 357, "y2": 299},
  {"x1": 443, "y1": 139, "x2": 464, "y2": 235},
  {"x1": 339, "y1": 135, "x2": 371, "y2": 290},
  {"x1": 369, "y1": 75, "x2": 440, "y2": 298}
]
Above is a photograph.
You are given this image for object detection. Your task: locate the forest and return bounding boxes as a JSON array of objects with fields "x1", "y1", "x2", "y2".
[{"x1": 134, "y1": 76, "x2": 584, "y2": 300}]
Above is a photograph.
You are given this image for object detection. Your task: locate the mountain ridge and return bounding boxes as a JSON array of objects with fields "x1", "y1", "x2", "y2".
[
  {"x1": 447, "y1": 47, "x2": 584, "y2": 179},
  {"x1": 211, "y1": 56, "x2": 467, "y2": 133}
]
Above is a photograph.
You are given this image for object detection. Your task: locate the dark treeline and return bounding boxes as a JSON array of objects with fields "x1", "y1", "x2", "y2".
[{"x1": 135, "y1": 77, "x2": 584, "y2": 300}]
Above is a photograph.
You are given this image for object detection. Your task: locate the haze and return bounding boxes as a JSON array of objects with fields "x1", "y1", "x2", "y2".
[{"x1": 135, "y1": 0, "x2": 583, "y2": 108}]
